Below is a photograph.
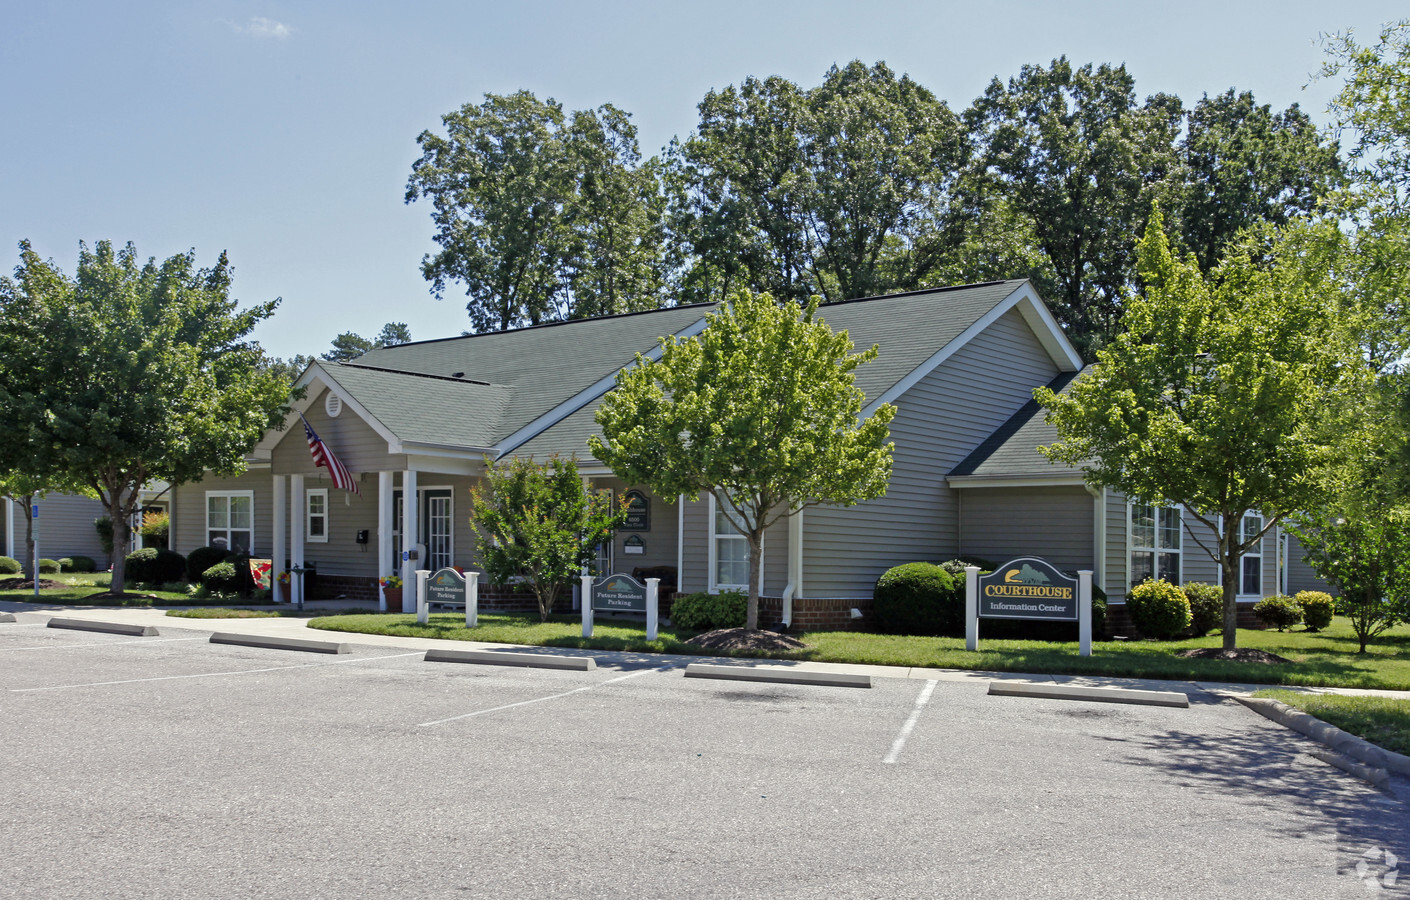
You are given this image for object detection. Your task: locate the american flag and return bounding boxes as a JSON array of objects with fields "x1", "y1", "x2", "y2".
[{"x1": 302, "y1": 416, "x2": 360, "y2": 495}]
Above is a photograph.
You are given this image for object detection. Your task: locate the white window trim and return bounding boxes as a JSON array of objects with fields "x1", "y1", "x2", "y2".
[
  {"x1": 708, "y1": 494, "x2": 763, "y2": 594},
  {"x1": 205, "y1": 490, "x2": 255, "y2": 553},
  {"x1": 1238, "y1": 512, "x2": 1264, "y2": 599},
  {"x1": 305, "y1": 488, "x2": 329, "y2": 543},
  {"x1": 1126, "y1": 499, "x2": 1182, "y2": 588}
]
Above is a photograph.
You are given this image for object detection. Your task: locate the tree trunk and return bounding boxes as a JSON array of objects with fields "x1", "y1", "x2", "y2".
[
  {"x1": 109, "y1": 503, "x2": 132, "y2": 596},
  {"x1": 746, "y1": 537, "x2": 763, "y2": 631},
  {"x1": 19, "y1": 496, "x2": 36, "y2": 580},
  {"x1": 1221, "y1": 553, "x2": 1239, "y2": 652}
]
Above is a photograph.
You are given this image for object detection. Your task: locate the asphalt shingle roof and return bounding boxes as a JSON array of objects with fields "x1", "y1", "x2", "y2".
[
  {"x1": 318, "y1": 363, "x2": 512, "y2": 449},
  {"x1": 947, "y1": 368, "x2": 1088, "y2": 479}
]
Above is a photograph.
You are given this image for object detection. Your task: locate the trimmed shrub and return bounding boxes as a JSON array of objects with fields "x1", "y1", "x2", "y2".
[
  {"x1": 200, "y1": 561, "x2": 242, "y2": 595},
  {"x1": 125, "y1": 548, "x2": 186, "y2": 586},
  {"x1": 1295, "y1": 591, "x2": 1335, "y2": 632},
  {"x1": 37, "y1": 558, "x2": 61, "y2": 574},
  {"x1": 1126, "y1": 579, "x2": 1191, "y2": 640},
  {"x1": 668, "y1": 590, "x2": 747, "y2": 631},
  {"x1": 186, "y1": 546, "x2": 231, "y2": 583},
  {"x1": 1253, "y1": 594, "x2": 1303, "y2": 632},
  {"x1": 58, "y1": 556, "x2": 97, "y2": 573},
  {"x1": 0, "y1": 556, "x2": 20, "y2": 574},
  {"x1": 872, "y1": 563, "x2": 959, "y2": 636},
  {"x1": 1182, "y1": 582, "x2": 1224, "y2": 637}
]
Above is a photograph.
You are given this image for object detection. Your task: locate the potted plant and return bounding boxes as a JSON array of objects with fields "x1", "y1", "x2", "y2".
[{"x1": 381, "y1": 574, "x2": 404, "y2": 613}]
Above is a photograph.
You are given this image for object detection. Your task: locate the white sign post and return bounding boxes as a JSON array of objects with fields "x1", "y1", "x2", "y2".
[
  {"x1": 964, "y1": 565, "x2": 979, "y2": 651},
  {"x1": 31, "y1": 502, "x2": 39, "y2": 600},
  {"x1": 415, "y1": 569, "x2": 430, "y2": 625},
  {"x1": 580, "y1": 574, "x2": 594, "y2": 638},
  {"x1": 465, "y1": 571, "x2": 479, "y2": 628},
  {"x1": 1078, "y1": 570, "x2": 1093, "y2": 658},
  {"x1": 645, "y1": 577, "x2": 659, "y2": 641}
]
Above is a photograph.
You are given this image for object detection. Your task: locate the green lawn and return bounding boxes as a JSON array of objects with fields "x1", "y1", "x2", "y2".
[
  {"x1": 307, "y1": 612, "x2": 1410, "y2": 691},
  {"x1": 1254, "y1": 689, "x2": 1410, "y2": 756},
  {"x1": 1, "y1": 575, "x2": 252, "y2": 606},
  {"x1": 166, "y1": 607, "x2": 281, "y2": 619}
]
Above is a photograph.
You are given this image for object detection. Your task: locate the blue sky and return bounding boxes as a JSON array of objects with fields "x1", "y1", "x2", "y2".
[{"x1": 2, "y1": 1, "x2": 1404, "y2": 360}]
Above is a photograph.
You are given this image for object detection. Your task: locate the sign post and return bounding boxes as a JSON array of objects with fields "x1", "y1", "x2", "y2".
[
  {"x1": 31, "y1": 502, "x2": 39, "y2": 600},
  {"x1": 645, "y1": 577, "x2": 659, "y2": 641},
  {"x1": 580, "y1": 574, "x2": 594, "y2": 638},
  {"x1": 415, "y1": 569, "x2": 430, "y2": 625},
  {"x1": 419, "y1": 568, "x2": 476, "y2": 626},
  {"x1": 969, "y1": 557, "x2": 1091, "y2": 658}
]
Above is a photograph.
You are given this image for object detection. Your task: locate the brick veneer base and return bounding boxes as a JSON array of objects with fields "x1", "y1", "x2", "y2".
[
  {"x1": 1104, "y1": 600, "x2": 1267, "y2": 638},
  {"x1": 758, "y1": 596, "x2": 874, "y2": 632},
  {"x1": 309, "y1": 577, "x2": 677, "y2": 620}
]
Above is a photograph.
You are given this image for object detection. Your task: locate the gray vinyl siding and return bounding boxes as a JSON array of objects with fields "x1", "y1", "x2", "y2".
[
  {"x1": 1179, "y1": 515, "x2": 1220, "y2": 588},
  {"x1": 1285, "y1": 532, "x2": 1336, "y2": 595},
  {"x1": 269, "y1": 387, "x2": 405, "y2": 481},
  {"x1": 1105, "y1": 490, "x2": 1127, "y2": 600},
  {"x1": 173, "y1": 470, "x2": 274, "y2": 558},
  {"x1": 803, "y1": 308, "x2": 1061, "y2": 599},
  {"x1": 31, "y1": 493, "x2": 108, "y2": 562},
  {"x1": 958, "y1": 486, "x2": 1094, "y2": 574},
  {"x1": 680, "y1": 497, "x2": 709, "y2": 593}
]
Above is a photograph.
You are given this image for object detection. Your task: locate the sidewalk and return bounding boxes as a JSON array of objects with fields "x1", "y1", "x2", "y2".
[{"x1": 4, "y1": 599, "x2": 1408, "y2": 701}]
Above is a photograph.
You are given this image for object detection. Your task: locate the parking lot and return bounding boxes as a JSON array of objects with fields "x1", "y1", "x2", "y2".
[{"x1": 1, "y1": 610, "x2": 1406, "y2": 899}]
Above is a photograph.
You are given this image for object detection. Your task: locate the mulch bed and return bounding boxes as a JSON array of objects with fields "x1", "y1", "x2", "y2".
[
  {"x1": 0, "y1": 578, "x2": 67, "y2": 590},
  {"x1": 683, "y1": 628, "x2": 806, "y2": 652},
  {"x1": 1178, "y1": 648, "x2": 1292, "y2": 665}
]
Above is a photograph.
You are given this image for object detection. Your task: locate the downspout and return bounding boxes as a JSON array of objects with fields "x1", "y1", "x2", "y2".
[
  {"x1": 780, "y1": 508, "x2": 803, "y2": 629},
  {"x1": 676, "y1": 494, "x2": 685, "y2": 592}
]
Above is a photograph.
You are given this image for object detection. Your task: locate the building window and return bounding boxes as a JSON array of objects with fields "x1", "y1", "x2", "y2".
[
  {"x1": 710, "y1": 495, "x2": 751, "y2": 591},
  {"x1": 1240, "y1": 513, "x2": 1263, "y2": 596},
  {"x1": 206, "y1": 491, "x2": 254, "y2": 553},
  {"x1": 306, "y1": 489, "x2": 329, "y2": 543},
  {"x1": 1130, "y1": 502, "x2": 1181, "y2": 586}
]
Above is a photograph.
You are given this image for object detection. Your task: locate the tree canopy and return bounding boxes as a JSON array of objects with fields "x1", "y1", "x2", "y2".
[
  {"x1": 321, "y1": 321, "x2": 413, "y2": 362},
  {"x1": 590, "y1": 290, "x2": 895, "y2": 630},
  {"x1": 1037, "y1": 209, "x2": 1370, "y2": 649},
  {"x1": 0, "y1": 240, "x2": 293, "y2": 594}
]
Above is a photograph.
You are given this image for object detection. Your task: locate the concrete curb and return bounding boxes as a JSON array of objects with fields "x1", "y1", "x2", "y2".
[
  {"x1": 1306, "y1": 747, "x2": 1391, "y2": 790},
  {"x1": 424, "y1": 649, "x2": 596, "y2": 671},
  {"x1": 988, "y1": 680, "x2": 1189, "y2": 708},
  {"x1": 210, "y1": 633, "x2": 350, "y2": 654},
  {"x1": 1235, "y1": 695, "x2": 1410, "y2": 778},
  {"x1": 0, "y1": 613, "x2": 15, "y2": 623},
  {"x1": 48, "y1": 617, "x2": 159, "y2": 637},
  {"x1": 683, "y1": 663, "x2": 871, "y2": 689}
]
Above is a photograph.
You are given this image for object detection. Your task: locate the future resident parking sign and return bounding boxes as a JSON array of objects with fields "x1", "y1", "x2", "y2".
[{"x1": 977, "y1": 557, "x2": 1079, "y2": 621}]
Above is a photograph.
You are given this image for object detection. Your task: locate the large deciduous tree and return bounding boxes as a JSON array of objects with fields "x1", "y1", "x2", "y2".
[
  {"x1": 469, "y1": 455, "x2": 628, "y2": 622},
  {"x1": 0, "y1": 240, "x2": 293, "y2": 595},
  {"x1": 590, "y1": 290, "x2": 895, "y2": 630},
  {"x1": 668, "y1": 61, "x2": 973, "y2": 306},
  {"x1": 1322, "y1": 19, "x2": 1410, "y2": 212},
  {"x1": 406, "y1": 92, "x2": 665, "y2": 332},
  {"x1": 969, "y1": 57, "x2": 1184, "y2": 359},
  {"x1": 1036, "y1": 210, "x2": 1370, "y2": 650}
]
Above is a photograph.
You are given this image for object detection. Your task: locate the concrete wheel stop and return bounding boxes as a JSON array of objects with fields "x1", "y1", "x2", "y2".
[
  {"x1": 210, "y1": 633, "x2": 351, "y2": 654},
  {"x1": 988, "y1": 680, "x2": 1190, "y2": 708},
  {"x1": 48, "y1": 617, "x2": 159, "y2": 637},
  {"x1": 683, "y1": 662, "x2": 872, "y2": 688},
  {"x1": 424, "y1": 648, "x2": 596, "y2": 670}
]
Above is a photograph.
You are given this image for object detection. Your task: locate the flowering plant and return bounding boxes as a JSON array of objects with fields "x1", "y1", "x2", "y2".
[
  {"x1": 277, "y1": 571, "x2": 291, "y2": 585},
  {"x1": 380, "y1": 574, "x2": 403, "y2": 590}
]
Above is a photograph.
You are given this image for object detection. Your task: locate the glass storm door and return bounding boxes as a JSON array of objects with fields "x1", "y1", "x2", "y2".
[{"x1": 424, "y1": 490, "x2": 453, "y2": 572}]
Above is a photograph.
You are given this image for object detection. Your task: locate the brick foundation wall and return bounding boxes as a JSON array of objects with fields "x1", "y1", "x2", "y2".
[
  {"x1": 309, "y1": 574, "x2": 378, "y2": 601},
  {"x1": 758, "y1": 596, "x2": 874, "y2": 632}
]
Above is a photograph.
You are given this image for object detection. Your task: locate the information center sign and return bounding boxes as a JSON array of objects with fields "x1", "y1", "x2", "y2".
[
  {"x1": 977, "y1": 557, "x2": 1079, "y2": 621},
  {"x1": 593, "y1": 573, "x2": 647, "y2": 613}
]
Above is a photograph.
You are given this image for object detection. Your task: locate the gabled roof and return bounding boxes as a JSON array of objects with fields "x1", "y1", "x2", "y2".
[
  {"x1": 947, "y1": 367, "x2": 1090, "y2": 485},
  {"x1": 260, "y1": 279, "x2": 1083, "y2": 464}
]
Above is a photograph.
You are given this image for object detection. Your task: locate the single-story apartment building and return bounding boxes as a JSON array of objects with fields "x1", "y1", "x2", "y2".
[{"x1": 166, "y1": 279, "x2": 1332, "y2": 627}]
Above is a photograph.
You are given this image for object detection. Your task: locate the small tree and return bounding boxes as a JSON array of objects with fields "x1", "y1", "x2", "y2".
[
  {"x1": 0, "y1": 240, "x2": 293, "y2": 596},
  {"x1": 0, "y1": 472, "x2": 62, "y2": 580},
  {"x1": 1037, "y1": 209, "x2": 1370, "y2": 650},
  {"x1": 590, "y1": 290, "x2": 895, "y2": 631},
  {"x1": 469, "y1": 455, "x2": 627, "y2": 622}
]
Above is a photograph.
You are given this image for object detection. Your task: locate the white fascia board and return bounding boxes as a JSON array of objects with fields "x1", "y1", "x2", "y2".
[
  {"x1": 403, "y1": 454, "x2": 486, "y2": 478},
  {"x1": 254, "y1": 364, "x2": 406, "y2": 458},
  {"x1": 861, "y1": 282, "x2": 1082, "y2": 419},
  {"x1": 398, "y1": 440, "x2": 498, "y2": 458},
  {"x1": 495, "y1": 316, "x2": 712, "y2": 457},
  {"x1": 946, "y1": 474, "x2": 1087, "y2": 489}
]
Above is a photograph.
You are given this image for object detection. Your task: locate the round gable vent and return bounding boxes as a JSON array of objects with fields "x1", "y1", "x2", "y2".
[{"x1": 325, "y1": 393, "x2": 343, "y2": 418}]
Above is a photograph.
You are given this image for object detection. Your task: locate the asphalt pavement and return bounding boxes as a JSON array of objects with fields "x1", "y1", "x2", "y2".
[{"x1": 1, "y1": 603, "x2": 1407, "y2": 898}]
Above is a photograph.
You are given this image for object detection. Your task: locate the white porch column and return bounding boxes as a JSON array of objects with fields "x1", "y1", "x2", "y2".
[
  {"x1": 272, "y1": 475, "x2": 287, "y2": 604},
  {"x1": 377, "y1": 471, "x2": 393, "y2": 612},
  {"x1": 401, "y1": 468, "x2": 418, "y2": 612},
  {"x1": 5, "y1": 496, "x2": 14, "y2": 560},
  {"x1": 290, "y1": 473, "x2": 305, "y2": 606}
]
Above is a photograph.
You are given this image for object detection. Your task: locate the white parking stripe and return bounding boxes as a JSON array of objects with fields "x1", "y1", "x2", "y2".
[
  {"x1": 10, "y1": 651, "x2": 424, "y2": 692},
  {"x1": 884, "y1": 679, "x2": 937, "y2": 765},
  {"x1": 418, "y1": 665, "x2": 669, "y2": 726},
  {"x1": 0, "y1": 637, "x2": 206, "y2": 652}
]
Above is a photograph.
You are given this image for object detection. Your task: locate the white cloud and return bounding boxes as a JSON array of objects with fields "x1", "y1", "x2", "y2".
[{"x1": 224, "y1": 16, "x2": 294, "y2": 40}]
